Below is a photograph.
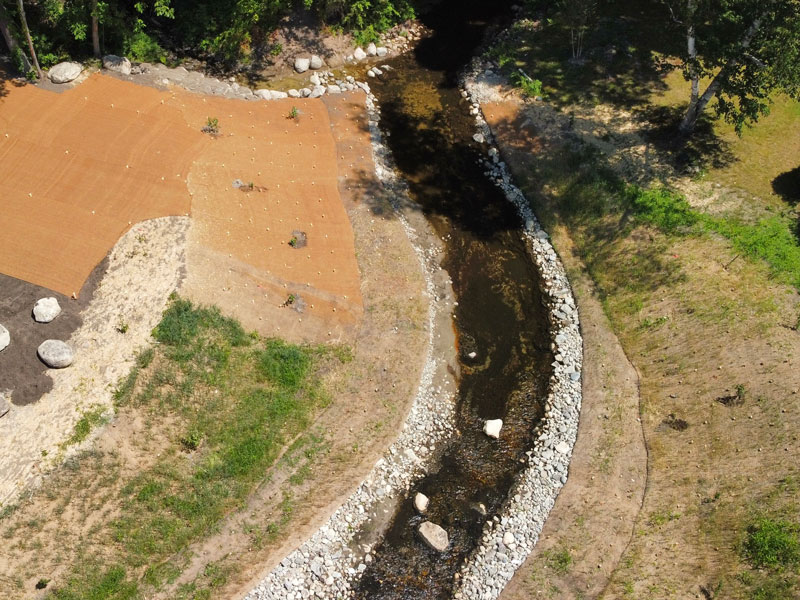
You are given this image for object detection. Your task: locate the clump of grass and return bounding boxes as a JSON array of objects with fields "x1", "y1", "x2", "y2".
[
  {"x1": 50, "y1": 564, "x2": 138, "y2": 600},
  {"x1": 287, "y1": 106, "x2": 299, "y2": 120},
  {"x1": 201, "y1": 117, "x2": 219, "y2": 135},
  {"x1": 544, "y1": 547, "x2": 573, "y2": 574},
  {"x1": 743, "y1": 517, "x2": 800, "y2": 569},
  {"x1": 63, "y1": 407, "x2": 108, "y2": 448},
  {"x1": 512, "y1": 70, "x2": 543, "y2": 98}
]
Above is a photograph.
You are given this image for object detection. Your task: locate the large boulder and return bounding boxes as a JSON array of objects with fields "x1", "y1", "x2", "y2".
[
  {"x1": 309, "y1": 85, "x2": 326, "y2": 98},
  {"x1": 0, "y1": 324, "x2": 9, "y2": 352},
  {"x1": 309, "y1": 73, "x2": 321, "y2": 86},
  {"x1": 309, "y1": 55, "x2": 324, "y2": 70},
  {"x1": 37, "y1": 340, "x2": 74, "y2": 369},
  {"x1": 483, "y1": 418, "x2": 503, "y2": 439},
  {"x1": 102, "y1": 54, "x2": 131, "y2": 75},
  {"x1": 367, "y1": 42, "x2": 377, "y2": 56},
  {"x1": 33, "y1": 297, "x2": 62, "y2": 323},
  {"x1": 376, "y1": 46, "x2": 389, "y2": 57},
  {"x1": 294, "y1": 57, "x2": 311, "y2": 73},
  {"x1": 254, "y1": 89, "x2": 273, "y2": 100},
  {"x1": 271, "y1": 90, "x2": 289, "y2": 99},
  {"x1": 48, "y1": 62, "x2": 83, "y2": 84},
  {"x1": 353, "y1": 47, "x2": 367, "y2": 61},
  {"x1": 418, "y1": 521, "x2": 449, "y2": 552}
]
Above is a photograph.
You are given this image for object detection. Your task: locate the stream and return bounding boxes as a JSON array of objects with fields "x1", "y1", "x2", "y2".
[{"x1": 353, "y1": 1, "x2": 554, "y2": 598}]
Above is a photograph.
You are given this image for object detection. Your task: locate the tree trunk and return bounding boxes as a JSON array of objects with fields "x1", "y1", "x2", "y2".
[
  {"x1": 91, "y1": 0, "x2": 100, "y2": 57},
  {"x1": 679, "y1": 16, "x2": 763, "y2": 135},
  {"x1": 686, "y1": 0, "x2": 699, "y2": 107},
  {"x1": 0, "y1": 2, "x2": 32, "y2": 72},
  {"x1": 16, "y1": 0, "x2": 41, "y2": 79}
]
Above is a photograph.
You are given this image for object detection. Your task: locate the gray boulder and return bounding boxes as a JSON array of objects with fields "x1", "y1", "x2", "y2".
[
  {"x1": 271, "y1": 90, "x2": 289, "y2": 99},
  {"x1": 0, "y1": 324, "x2": 9, "y2": 352},
  {"x1": 102, "y1": 54, "x2": 131, "y2": 75},
  {"x1": 418, "y1": 521, "x2": 449, "y2": 552},
  {"x1": 48, "y1": 62, "x2": 83, "y2": 84},
  {"x1": 414, "y1": 492, "x2": 429, "y2": 514},
  {"x1": 310, "y1": 55, "x2": 324, "y2": 70},
  {"x1": 37, "y1": 340, "x2": 74, "y2": 369},
  {"x1": 353, "y1": 47, "x2": 367, "y2": 61},
  {"x1": 327, "y1": 84, "x2": 342, "y2": 94},
  {"x1": 367, "y1": 42, "x2": 377, "y2": 56},
  {"x1": 484, "y1": 418, "x2": 503, "y2": 439},
  {"x1": 309, "y1": 85, "x2": 326, "y2": 98},
  {"x1": 309, "y1": 73, "x2": 321, "y2": 86},
  {"x1": 288, "y1": 89, "x2": 301, "y2": 98},
  {"x1": 254, "y1": 89, "x2": 273, "y2": 100},
  {"x1": 294, "y1": 57, "x2": 311, "y2": 73},
  {"x1": 300, "y1": 88, "x2": 312, "y2": 97},
  {"x1": 33, "y1": 297, "x2": 62, "y2": 323},
  {"x1": 376, "y1": 46, "x2": 388, "y2": 57}
]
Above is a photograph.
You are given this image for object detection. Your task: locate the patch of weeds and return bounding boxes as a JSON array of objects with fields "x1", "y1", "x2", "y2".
[
  {"x1": 638, "y1": 315, "x2": 669, "y2": 331},
  {"x1": 269, "y1": 42, "x2": 282, "y2": 56},
  {"x1": 743, "y1": 517, "x2": 800, "y2": 569},
  {"x1": 143, "y1": 560, "x2": 182, "y2": 588},
  {"x1": 49, "y1": 563, "x2": 138, "y2": 600},
  {"x1": 35, "y1": 578, "x2": 49, "y2": 589},
  {"x1": 662, "y1": 414, "x2": 689, "y2": 431},
  {"x1": 63, "y1": 406, "x2": 108, "y2": 448},
  {"x1": 116, "y1": 319, "x2": 129, "y2": 334},
  {"x1": 287, "y1": 106, "x2": 299, "y2": 120},
  {"x1": 512, "y1": 70, "x2": 543, "y2": 98},
  {"x1": 201, "y1": 117, "x2": 219, "y2": 135},
  {"x1": 716, "y1": 384, "x2": 746, "y2": 406},
  {"x1": 180, "y1": 429, "x2": 203, "y2": 452},
  {"x1": 648, "y1": 509, "x2": 681, "y2": 527},
  {"x1": 288, "y1": 236, "x2": 298, "y2": 247},
  {"x1": 544, "y1": 546, "x2": 573, "y2": 574}
]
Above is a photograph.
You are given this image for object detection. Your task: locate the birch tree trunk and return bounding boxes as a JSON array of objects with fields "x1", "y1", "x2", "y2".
[
  {"x1": 679, "y1": 16, "x2": 763, "y2": 135},
  {"x1": 16, "y1": 0, "x2": 42, "y2": 79}
]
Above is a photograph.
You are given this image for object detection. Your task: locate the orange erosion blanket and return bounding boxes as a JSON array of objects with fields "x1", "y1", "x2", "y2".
[{"x1": 0, "y1": 73, "x2": 362, "y2": 328}]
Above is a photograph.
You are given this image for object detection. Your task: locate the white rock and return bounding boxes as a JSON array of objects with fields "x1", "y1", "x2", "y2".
[
  {"x1": 271, "y1": 90, "x2": 289, "y2": 99},
  {"x1": 367, "y1": 70, "x2": 376, "y2": 78},
  {"x1": 327, "y1": 85, "x2": 342, "y2": 94},
  {"x1": 414, "y1": 492, "x2": 429, "y2": 514},
  {"x1": 310, "y1": 55, "x2": 324, "y2": 70},
  {"x1": 354, "y1": 47, "x2": 367, "y2": 61},
  {"x1": 255, "y1": 89, "x2": 273, "y2": 100},
  {"x1": 309, "y1": 73, "x2": 321, "y2": 86},
  {"x1": 0, "y1": 390, "x2": 9, "y2": 418},
  {"x1": 288, "y1": 89, "x2": 301, "y2": 98},
  {"x1": 418, "y1": 521, "x2": 449, "y2": 552},
  {"x1": 37, "y1": 340, "x2": 74, "y2": 369},
  {"x1": 294, "y1": 57, "x2": 311, "y2": 73},
  {"x1": 102, "y1": 54, "x2": 131, "y2": 75},
  {"x1": 376, "y1": 47, "x2": 388, "y2": 57},
  {"x1": 484, "y1": 419, "x2": 503, "y2": 439},
  {"x1": 555, "y1": 441, "x2": 571, "y2": 454},
  {"x1": 309, "y1": 85, "x2": 326, "y2": 98},
  {"x1": 468, "y1": 351, "x2": 477, "y2": 359},
  {"x1": 33, "y1": 297, "x2": 61, "y2": 323},
  {"x1": 502, "y1": 531, "x2": 515, "y2": 546},
  {"x1": 473, "y1": 133, "x2": 485, "y2": 143},
  {"x1": 0, "y1": 324, "x2": 9, "y2": 352},
  {"x1": 300, "y1": 88, "x2": 312, "y2": 97},
  {"x1": 48, "y1": 62, "x2": 83, "y2": 84},
  {"x1": 372, "y1": 67, "x2": 383, "y2": 76},
  {"x1": 367, "y1": 42, "x2": 377, "y2": 56}
]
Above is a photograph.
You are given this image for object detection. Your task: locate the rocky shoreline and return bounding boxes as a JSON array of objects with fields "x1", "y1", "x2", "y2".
[
  {"x1": 244, "y1": 82, "x2": 460, "y2": 600},
  {"x1": 448, "y1": 59, "x2": 583, "y2": 600}
]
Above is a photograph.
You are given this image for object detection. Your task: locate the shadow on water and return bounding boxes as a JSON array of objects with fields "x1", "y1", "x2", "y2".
[{"x1": 352, "y1": 1, "x2": 553, "y2": 599}]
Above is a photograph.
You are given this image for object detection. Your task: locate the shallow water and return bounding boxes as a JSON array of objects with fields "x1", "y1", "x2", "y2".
[{"x1": 353, "y1": 1, "x2": 553, "y2": 598}]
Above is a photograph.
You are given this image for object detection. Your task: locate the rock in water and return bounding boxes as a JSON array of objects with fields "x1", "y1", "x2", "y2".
[
  {"x1": 414, "y1": 492, "x2": 429, "y2": 514},
  {"x1": 353, "y1": 47, "x2": 367, "y2": 61},
  {"x1": 33, "y1": 297, "x2": 62, "y2": 323},
  {"x1": 483, "y1": 418, "x2": 503, "y2": 439},
  {"x1": 0, "y1": 324, "x2": 9, "y2": 352},
  {"x1": 102, "y1": 54, "x2": 131, "y2": 75},
  {"x1": 37, "y1": 340, "x2": 74, "y2": 369},
  {"x1": 294, "y1": 57, "x2": 311, "y2": 73},
  {"x1": 418, "y1": 521, "x2": 449, "y2": 552},
  {"x1": 48, "y1": 62, "x2": 83, "y2": 84},
  {"x1": 310, "y1": 55, "x2": 323, "y2": 70}
]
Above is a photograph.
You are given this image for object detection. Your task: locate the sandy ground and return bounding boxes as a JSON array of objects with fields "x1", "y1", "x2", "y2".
[
  {"x1": 0, "y1": 216, "x2": 189, "y2": 509},
  {"x1": 0, "y1": 81, "x2": 457, "y2": 600}
]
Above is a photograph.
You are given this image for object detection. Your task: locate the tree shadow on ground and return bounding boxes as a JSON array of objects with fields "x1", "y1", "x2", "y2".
[
  {"x1": 772, "y1": 166, "x2": 800, "y2": 204},
  {"x1": 640, "y1": 104, "x2": 735, "y2": 173}
]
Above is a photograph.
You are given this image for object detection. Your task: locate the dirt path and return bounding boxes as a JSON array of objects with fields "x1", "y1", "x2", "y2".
[{"x1": 479, "y1": 98, "x2": 648, "y2": 600}]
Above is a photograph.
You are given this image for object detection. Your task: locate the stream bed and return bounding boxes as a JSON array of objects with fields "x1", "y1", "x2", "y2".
[{"x1": 353, "y1": 1, "x2": 554, "y2": 598}]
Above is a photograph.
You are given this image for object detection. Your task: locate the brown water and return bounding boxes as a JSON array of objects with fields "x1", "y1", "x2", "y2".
[{"x1": 352, "y1": 2, "x2": 553, "y2": 599}]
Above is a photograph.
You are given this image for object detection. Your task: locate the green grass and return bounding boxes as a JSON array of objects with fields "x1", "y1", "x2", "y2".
[
  {"x1": 51, "y1": 564, "x2": 138, "y2": 600},
  {"x1": 63, "y1": 407, "x2": 109, "y2": 448},
  {"x1": 48, "y1": 297, "x2": 342, "y2": 598},
  {"x1": 743, "y1": 518, "x2": 800, "y2": 569}
]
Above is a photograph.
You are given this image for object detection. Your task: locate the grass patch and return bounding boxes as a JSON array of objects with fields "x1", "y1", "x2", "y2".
[
  {"x1": 63, "y1": 406, "x2": 108, "y2": 448},
  {"x1": 743, "y1": 518, "x2": 800, "y2": 570},
  {"x1": 47, "y1": 297, "x2": 344, "y2": 597}
]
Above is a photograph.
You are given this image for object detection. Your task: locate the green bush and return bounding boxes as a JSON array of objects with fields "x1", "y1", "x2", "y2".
[
  {"x1": 624, "y1": 185, "x2": 699, "y2": 233},
  {"x1": 743, "y1": 518, "x2": 800, "y2": 569},
  {"x1": 124, "y1": 31, "x2": 167, "y2": 63}
]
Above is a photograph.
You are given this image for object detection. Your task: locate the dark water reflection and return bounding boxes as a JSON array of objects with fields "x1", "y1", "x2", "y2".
[{"x1": 354, "y1": 1, "x2": 553, "y2": 598}]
